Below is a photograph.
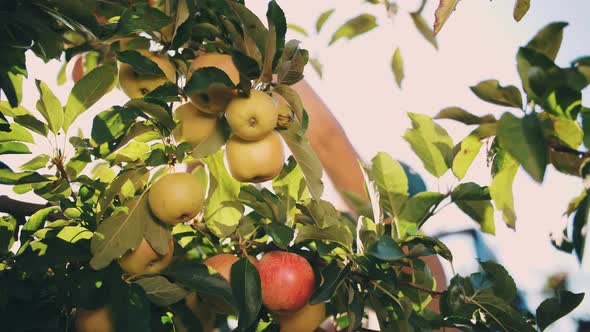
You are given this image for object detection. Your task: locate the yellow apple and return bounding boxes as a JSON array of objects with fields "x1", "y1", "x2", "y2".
[
  {"x1": 148, "y1": 172, "x2": 205, "y2": 225},
  {"x1": 225, "y1": 90, "x2": 279, "y2": 141},
  {"x1": 225, "y1": 131, "x2": 284, "y2": 183},
  {"x1": 275, "y1": 303, "x2": 326, "y2": 332},
  {"x1": 172, "y1": 103, "x2": 219, "y2": 147},
  {"x1": 75, "y1": 306, "x2": 114, "y2": 332},
  {"x1": 186, "y1": 53, "x2": 240, "y2": 114},
  {"x1": 118, "y1": 49, "x2": 176, "y2": 99},
  {"x1": 118, "y1": 238, "x2": 174, "y2": 275}
]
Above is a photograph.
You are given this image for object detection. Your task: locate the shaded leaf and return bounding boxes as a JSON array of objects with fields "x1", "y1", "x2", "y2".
[
  {"x1": 470, "y1": 79, "x2": 523, "y2": 109},
  {"x1": 296, "y1": 224, "x2": 353, "y2": 248},
  {"x1": 455, "y1": 200, "x2": 495, "y2": 234},
  {"x1": 311, "y1": 261, "x2": 351, "y2": 304},
  {"x1": 526, "y1": 22, "x2": 568, "y2": 61},
  {"x1": 231, "y1": 258, "x2": 262, "y2": 330},
  {"x1": 117, "y1": 50, "x2": 166, "y2": 77},
  {"x1": 367, "y1": 235, "x2": 404, "y2": 261},
  {"x1": 497, "y1": 112, "x2": 547, "y2": 183},
  {"x1": 435, "y1": 107, "x2": 496, "y2": 125},
  {"x1": 536, "y1": 291, "x2": 584, "y2": 331},
  {"x1": 135, "y1": 276, "x2": 188, "y2": 306}
]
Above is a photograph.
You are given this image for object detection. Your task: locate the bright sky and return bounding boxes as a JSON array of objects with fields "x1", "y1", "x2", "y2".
[{"x1": 2, "y1": 0, "x2": 590, "y2": 329}]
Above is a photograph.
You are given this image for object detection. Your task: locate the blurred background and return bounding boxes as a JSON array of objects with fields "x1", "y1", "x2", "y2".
[{"x1": 2, "y1": 0, "x2": 589, "y2": 330}]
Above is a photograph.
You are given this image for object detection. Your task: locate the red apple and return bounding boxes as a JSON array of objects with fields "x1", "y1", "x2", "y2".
[{"x1": 257, "y1": 251, "x2": 315, "y2": 313}]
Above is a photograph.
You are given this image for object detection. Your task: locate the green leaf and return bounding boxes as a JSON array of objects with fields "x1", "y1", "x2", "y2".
[
  {"x1": 329, "y1": 14, "x2": 378, "y2": 46},
  {"x1": 202, "y1": 150, "x2": 243, "y2": 238},
  {"x1": 91, "y1": 106, "x2": 139, "y2": 145},
  {"x1": 451, "y1": 183, "x2": 490, "y2": 201},
  {"x1": 452, "y1": 135, "x2": 483, "y2": 180},
  {"x1": 116, "y1": 4, "x2": 172, "y2": 36},
  {"x1": 117, "y1": 50, "x2": 166, "y2": 77},
  {"x1": 231, "y1": 258, "x2": 262, "y2": 330},
  {"x1": 398, "y1": 192, "x2": 446, "y2": 234},
  {"x1": 553, "y1": 117, "x2": 583, "y2": 149},
  {"x1": 369, "y1": 152, "x2": 409, "y2": 217},
  {"x1": 403, "y1": 113, "x2": 453, "y2": 177},
  {"x1": 497, "y1": 112, "x2": 547, "y2": 183},
  {"x1": 0, "y1": 162, "x2": 48, "y2": 185},
  {"x1": 264, "y1": 221, "x2": 294, "y2": 249},
  {"x1": 391, "y1": 48, "x2": 404, "y2": 89},
  {"x1": 490, "y1": 152, "x2": 519, "y2": 229},
  {"x1": 231, "y1": 51, "x2": 261, "y2": 80},
  {"x1": 435, "y1": 107, "x2": 496, "y2": 125},
  {"x1": 135, "y1": 276, "x2": 189, "y2": 306},
  {"x1": 572, "y1": 191, "x2": 589, "y2": 262},
  {"x1": 163, "y1": 261, "x2": 237, "y2": 311},
  {"x1": 22, "y1": 206, "x2": 59, "y2": 240},
  {"x1": 144, "y1": 215, "x2": 172, "y2": 256},
  {"x1": 287, "y1": 23, "x2": 308, "y2": 37},
  {"x1": 470, "y1": 79, "x2": 523, "y2": 109},
  {"x1": 20, "y1": 154, "x2": 50, "y2": 171},
  {"x1": 0, "y1": 142, "x2": 30, "y2": 155},
  {"x1": 513, "y1": 0, "x2": 530, "y2": 22},
  {"x1": 0, "y1": 216, "x2": 16, "y2": 255},
  {"x1": 316, "y1": 9, "x2": 335, "y2": 33},
  {"x1": 35, "y1": 80, "x2": 63, "y2": 134},
  {"x1": 296, "y1": 224, "x2": 353, "y2": 248},
  {"x1": 184, "y1": 67, "x2": 234, "y2": 94},
  {"x1": 227, "y1": 1, "x2": 268, "y2": 56},
  {"x1": 90, "y1": 195, "x2": 150, "y2": 270},
  {"x1": 471, "y1": 292, "x2": 535, "y2": 332},
  {"x1": 455, "y1": 200, "x2": 495, "y2": 234},
  {"x1": 410, "y1": 12, "x2": 438, "y2": 49},
  {"x1": 110, "y1": 283, "x2": 151, "y2": 332},
  {"x1": 63, "y1": 65, "x2": 118, "y2": 132},
  {"x1": 525, "y1": 22, "x2": 568, "y2": 61},
  {"x1": 279, "y1": 119, "x2": 324, "y2": 200},
  {"x1": 536, "y1": 291, "x2": 584, "y2": 331},
  {"x1": 366, "y1": 235, "x2": 405, "y2": 261},
  {"x1": 126, "y1": 100, "x2": 175, "y2": 131},
  {"x1": 402, "y1": 235, "x2": 453, "y2": 262},
  {"x1": 0, "y1": 122, "x2": 34, "y2": 143},
  {"x1": 433, "y1": 0, "x2": 460, "y2": 36},
  {"x1": 266, "y1": 1, "x2": 287, "y2": 69},
  {"x1": 272, "y1": 83, "x2": 304, "y2": 121},
  {"x1": 516, "y1": 47, "x2": 556, "y2": 100},
  {"x1": 192, "y1": 120, "x2": 229, "y2": 159},
  {"x1": 0, "y1": 102, "x2": 49, "y2": 136},
  {"x1": 479, "y1": 261, "x2": 517, "y2": 303},
  {"x1": 310, "y1": 261, "x2": 351, "y2": 304}
]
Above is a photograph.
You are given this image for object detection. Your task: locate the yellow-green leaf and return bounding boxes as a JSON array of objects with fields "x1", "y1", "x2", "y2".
[
  {"x1": 410, "y1": 12, "x2": 438, "y2": 49},
  {"x1": 513, "y1": 0, "x2": 530, "y2": 22},
  {"x1": 329, "y1": 14, "x2": 377, "y2": 46},
  {"x1": 452, "y1": 135, "x2": 483, "y2": 180},
  {"x1": 392, "y1": 47, "x2": 404, "y2": 89},
  {"x1": 433, "y1": 0, "x2": 460, "y2": 36},
  {"x1": 490, "y1": 152, "x2": 519, "y2": 229}
]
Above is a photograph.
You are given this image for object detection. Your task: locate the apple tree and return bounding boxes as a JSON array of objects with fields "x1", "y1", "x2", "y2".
[{"x1": 0, "y1": 0, "x2": 586, "y2": 331}]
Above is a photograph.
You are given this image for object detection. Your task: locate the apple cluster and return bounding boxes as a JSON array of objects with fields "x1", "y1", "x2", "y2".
[{"x1": 117, "y1": 48, "x2": 288, "y2": 184}]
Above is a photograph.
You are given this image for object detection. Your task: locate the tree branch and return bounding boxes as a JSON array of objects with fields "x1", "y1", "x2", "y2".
[{"x1": 0, "y1": 195, "x2": 63, "y2": 222}]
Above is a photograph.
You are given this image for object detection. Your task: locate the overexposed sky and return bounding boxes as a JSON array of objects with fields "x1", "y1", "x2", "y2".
[{"x1": 2, "y1": 0, "x2": 590, "y2": 329}]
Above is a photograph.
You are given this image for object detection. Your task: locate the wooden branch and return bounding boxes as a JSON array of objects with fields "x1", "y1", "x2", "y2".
[{"x1": 0, "y1": 195, "x2": 63, "y2": 222}]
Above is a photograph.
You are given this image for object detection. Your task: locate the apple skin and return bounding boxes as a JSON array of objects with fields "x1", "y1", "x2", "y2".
[
  {"x1": 257, "y1": 251, "x2": 316, "y2": 313},
  {"x1": 118, "y1": 50, "x2": 176, "y2": 99},
  {"x1": 203, "y1": 253, "x2": 240, "y2": 282},
  {"x1": 225, "y1": 131, "x2": 284, "y2": 183},
  {"x1": 172, "y1": 102, "x2": 219, "y2": 147},
  {"x1": 186, "y1": 53, "x2": 240, "y2": 114},
  {"x1": 225, "y1": 90, "x2": 279, "y2": 141},
  {"x1": 275, "y1": 303, "x2": 326, "y2": 332},
  {"x1": 118, "y1": 238, "x2": 174, "y2": 275},
  {"x1": 75, "y1": 306, "x2": 113, "y2": 332},
  {"x1": 148, "y1": 172, "x2": 205, "y2": 225}
]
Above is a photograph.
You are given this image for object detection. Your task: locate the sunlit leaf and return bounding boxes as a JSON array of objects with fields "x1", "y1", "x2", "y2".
[
  {"x1": 433, "y1": 0, "x2": 460, "y2": 36},
  {"x1": 63, "y1": 65, "x2": 118, "y2": 132},
  {"x1": 490, "y1": 151, "x2": 519, "y2": 229},
  {"x1": 452, "y1": 135, "x2": 483, "y2": 180},
  {"x1": 403, "y1": 113, "x2": 453, "y2": 177},
  {"x1": 35, "y1": 80, "x2": 63, "y2": 134},
  {"x1": 316, "y1": 9, "x2": 335, "y2": 33},
  {"x1": 391, "y1": 47, "x2": 404, "y2": 89},
  {"x1": 329, "y1": 14, "x2": 377, "y2": 46},
  {"x1": 513, "y1": 0, "x2": 530, "y2": 22}
]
